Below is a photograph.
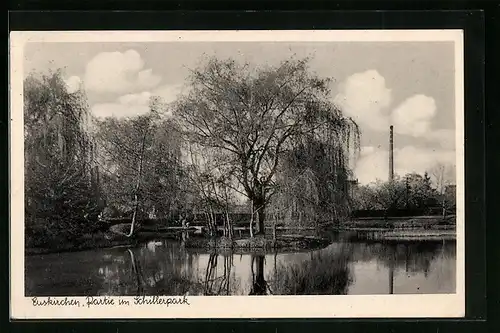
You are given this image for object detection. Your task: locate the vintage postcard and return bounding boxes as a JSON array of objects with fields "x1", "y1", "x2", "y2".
[{"x1": 10, "y1": 30, "x2": 465, "y2": 319}]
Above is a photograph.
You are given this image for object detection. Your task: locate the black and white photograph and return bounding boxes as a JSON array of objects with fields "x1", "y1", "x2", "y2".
[{"x1": 10, "y1": 30, "x2": 465, "y2": 318}]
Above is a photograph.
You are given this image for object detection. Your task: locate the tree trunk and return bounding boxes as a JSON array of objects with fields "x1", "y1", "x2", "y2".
[
  {"x1": 255, "y1": 211, "x2": 260, "y2": 234},
  {"x1": 442, "y1": 198, "x2": 446, "y2": 218},
  {"x1": 209, "y1": 206, "x2": 215, "y2": 237},
  {"x1": 225, "y1": 210, "x2": 232, "y2": 239},
  {"x1": 204, "y1": 211, "x2": 212, "y2": 236},
  {"x1": 126, "y1": 125, "x2": 148, "y2": 237},
  {"x1": 254, "y1": 200, "x2": 266, "y2": 235},
  {"x1": 127, "y1": 168, "x2": 141, "y2": 237},
  {"x1": 249, "y1": 204, "x2": 254, "y2": 238},
  {"x1": 128, "y1": 192, "x2": 139, "y2": 237},
  {"x1": 273, "y1": 214, "x2": 277, "y2": 241}
]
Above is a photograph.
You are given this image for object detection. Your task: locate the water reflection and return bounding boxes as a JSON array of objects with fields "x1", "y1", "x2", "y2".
[
  {"x1": 249, "y1": 255, "x2": 268, "y2": 295},
  {"x1": 203, "y1": 253, "x2": 236, "y2": 295},
  {"x1": 272, "y1": 243, "x2": 353, "y2": 295},
  {"x1": 25, "y1": 236, "x2": 456, "y2": 296}
]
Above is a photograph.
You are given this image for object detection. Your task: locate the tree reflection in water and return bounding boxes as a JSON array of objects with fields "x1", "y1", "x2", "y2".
[
  {"x1": 96, "y1": 254, "x2": 131, "y2": 296},
  {"x1": 203, "y1": 253, "x2": 235, "y2": 295},
  {"x1": 249, "y1": 255, "x2": 270, "y2": 295},
  {"x1": 97, "y1": 242, "x2": 201, "y2": 296},
  {"x1": 269, "y1": 244, "x2": 354, "y2": 295},
  {"x1": 85, "y1": 238, "x2": 454, "y2": 296},
  {"x1": 350, "y1": 240, "x2": 446, "y2": 275},
  {"x1": 128, "y1": 249, "x2": 144, "y2": 295}
]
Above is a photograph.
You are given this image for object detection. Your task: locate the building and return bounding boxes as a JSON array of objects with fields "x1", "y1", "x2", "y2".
[{"x1": 347, "y1": 178, "x2": 359, "y2": 198}]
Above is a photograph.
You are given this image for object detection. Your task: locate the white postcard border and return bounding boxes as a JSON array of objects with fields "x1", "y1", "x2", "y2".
[{"x1": 9, "y1": 29, "x2": 465, "y2": 319}]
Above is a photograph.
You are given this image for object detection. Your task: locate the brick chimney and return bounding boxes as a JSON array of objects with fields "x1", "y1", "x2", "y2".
[{"x1": 389, "y1": 125, "x2": 394, "y2": 181}]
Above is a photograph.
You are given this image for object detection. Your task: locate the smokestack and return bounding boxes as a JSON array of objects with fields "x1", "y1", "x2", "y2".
[{"x1": 389, "y1": 125, "x2": 394, "y2": 181}]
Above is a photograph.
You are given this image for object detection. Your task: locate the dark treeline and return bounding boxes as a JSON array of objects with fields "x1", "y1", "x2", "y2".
[
  {"x1": 351, "y1": 207, "x2": 451, "y2": 219},
  {"x1": 24, "y1": 56, "x2": 361, "y2": 249},
  {"x1": 350, "y1": 171, "x2": 456, "y2": 218}
]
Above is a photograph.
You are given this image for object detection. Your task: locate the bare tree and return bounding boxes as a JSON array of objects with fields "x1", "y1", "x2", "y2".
[
  {"x1": 126, "y1": 117, "x2": 150, "y2": 236},
  {"x1": 173, "y1": 57, "x2": 359, "y2": 235},
  {"x1": 184, "y1": 143, "x2": 241, "y2": 237},
  {"x1": 430, "y1": 163, "x2": 455, "y2": 217},
  {"x1": 95, "y1": 104, "x2": 163, "y2": 237}
]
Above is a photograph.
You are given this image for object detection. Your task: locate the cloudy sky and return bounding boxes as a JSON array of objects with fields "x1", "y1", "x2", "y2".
[{"x1": 24, "y1": 41, "x2": 457, "y2": 185}]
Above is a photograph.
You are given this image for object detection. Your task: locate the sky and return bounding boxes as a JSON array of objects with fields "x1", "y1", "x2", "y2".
[{"x1": 24, "y1": 41, "x2": 457, "y2": 185}]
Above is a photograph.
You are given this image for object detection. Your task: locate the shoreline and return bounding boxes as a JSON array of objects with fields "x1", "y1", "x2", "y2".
[
  {"x1": 182, "y1": 234, "x2": 331, "y2": 252},
  {"x1": 25, "y1": 218, "x2": 456, "y2": 256}
]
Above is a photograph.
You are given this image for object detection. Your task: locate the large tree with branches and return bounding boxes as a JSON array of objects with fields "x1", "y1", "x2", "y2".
[
  {"x1": 24, "y1": 70, "x2": 100, "y2": 246},
  {"x1": 173, "y1": 57, "x2": 359, "y2": 235},
  {"x1": 95, "y1": 99, "x2": 185, "y2": 236}
]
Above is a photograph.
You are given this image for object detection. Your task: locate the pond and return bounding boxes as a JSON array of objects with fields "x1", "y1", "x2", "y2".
[{"x1": 25, "y1": 232, "x2": 456, "y2": 296}]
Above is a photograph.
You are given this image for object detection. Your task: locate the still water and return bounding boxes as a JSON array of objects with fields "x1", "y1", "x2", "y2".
[{"x1": 25, "y1": 232, "x2": 456, "y2": 296}]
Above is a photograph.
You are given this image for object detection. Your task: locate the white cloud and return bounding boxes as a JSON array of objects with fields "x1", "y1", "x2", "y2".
[
  {"x1": 151, "y1": 84, "x2": 185, "y2": 104},
  {"x1": 64, "y1": 76, "x2": 82, "y2": 93},
  {"x1": 333, "y1": 70, "x2": 392, "y2": 131},
  {"x1": 335, "y1": 70, "x2": 456, "y2": 158},
  {"x1": 92, "y1": 91, "x2": 152, "y2": 119},
  {"x1": 91, "y1": 84, "x2": 184, "y2": 119},
  {"x1": 391, "y1": 94, "x2": 436, "y2": 137},
  {"x1": 390, "y1": 95, "x2": 456, "y2": 149},
  {"x1": 354, "y1": 145, "x2": 456, "y2": 185},
  {"x1": 92, "y1": 102, "x2": 151, "y2": 119},
  {"x1": 117, "y1": 91, "x2": 152, "y2": 105},
  {"x1": 92, "y1": 84, "x2": 183, "y2": 118},
  {"x1": 354, "y1": 146, "x2": 389, "y2": 184},
  {"x1": 84, "y1": 49, "x2": 161, "y2": 93}
]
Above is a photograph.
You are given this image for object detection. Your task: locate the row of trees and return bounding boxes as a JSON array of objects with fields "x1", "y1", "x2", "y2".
[
  {"x1": 351, "y1": 168, "x2": 456, "y2": 216},
  {"x1": 25, "y1": 56, "x2": 361, "y2": 245}
]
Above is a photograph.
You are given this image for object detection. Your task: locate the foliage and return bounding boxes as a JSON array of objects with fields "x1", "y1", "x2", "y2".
[
  {"x1": 173, "y1": 56, "x2": 359, "y2": 234},
  {"x1": 94, "y1": 104, "x2": 186, "y2": 231},
  {"x1": 350, "y1": 184, "x2": 379, "y2": 210},
  {"x1": 271, "y1": 134, "x2": 356, "y2": 227},
  {"x1": 25, "y1": 56, "x2": 362, "y2": 247},
  {"x1": 351, "y1": 170, "x2": 455, "y2": 214},
  {"x1": 24, "y1": 70, "x2": 101, "y2": 247}
]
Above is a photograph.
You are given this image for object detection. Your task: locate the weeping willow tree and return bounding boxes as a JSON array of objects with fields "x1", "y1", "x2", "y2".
[
  {"x1": 269, "y1": 99, "x2": 360, "y2": 228},
  {"x1": 174, "y1": 56, "x2": 360, "y2": 235},
  {"x1": 24, "y1": 70, "x2": 101, "y2": 247}
]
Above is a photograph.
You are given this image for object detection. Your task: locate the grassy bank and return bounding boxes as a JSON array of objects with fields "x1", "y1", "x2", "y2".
[
  {"x1": 26, "y1": 232, "x2": 330, "y2": 256},
  {"x1": 183, "y1": 234, "x2": 330, "y2": 252},
  {"x1": 25, "y1": 230, "x2": 179, "y2": 256},
  {"x1": 25, "y1": 215, "x2": 455, "y2": 255}
]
